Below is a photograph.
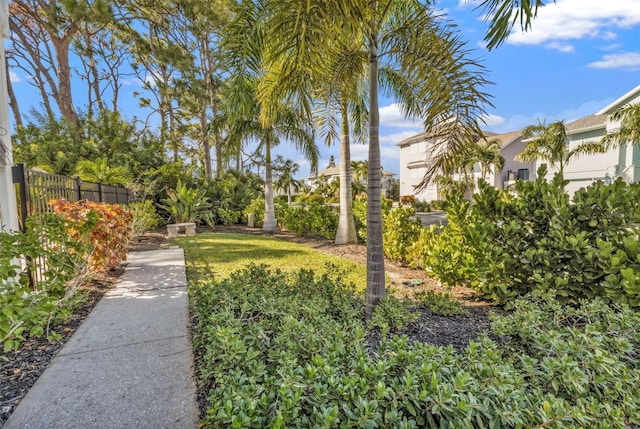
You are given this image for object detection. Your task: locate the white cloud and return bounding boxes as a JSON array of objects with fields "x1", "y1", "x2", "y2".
[
  {"x1": 350, "y1": 142, "x2": 400, "y2": 174},
  {"x1": 379, "y1": 103, "x2": 424, "y2": 128},
  {"x1": 380, "y1": 130, "x2": 422, "y2": 145},
  {"x1": 601, "y1": 43, "x2": 622, "y2": 51},
  {"x1": 588, "y1": 52, "x2": 640, "y2": 69},
  {"x1": 486, "y1": 97, "x2": 614, "y2": 134},
  {"x1": 545, "y1": 41, "x2": 575, "y2": 53},
  {"x1": 506, "y1": 0, "x2": 640, "y2": 46},
  {"x1": 9, "y1": 71, "x2": 20, "y2": 83},
  {"x1": 456, "y1": 0, "x2": 483, "y2": 8},
  {"x1": 481, "y1": 113, "x2": 506, "y2": 127}
]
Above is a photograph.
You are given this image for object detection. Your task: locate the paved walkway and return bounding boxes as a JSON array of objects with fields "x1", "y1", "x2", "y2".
[{"x1": 3, "y1": 248, "x2": 199, "y2": 429}]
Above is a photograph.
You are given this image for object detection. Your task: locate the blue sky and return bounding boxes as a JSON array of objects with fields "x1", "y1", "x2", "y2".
[
  {"x1": 296, "y1": 0, "x2": 640, "y2": 178},
  {"x1": 7, "y1": 0, "x2": 640, "y2": 179}
]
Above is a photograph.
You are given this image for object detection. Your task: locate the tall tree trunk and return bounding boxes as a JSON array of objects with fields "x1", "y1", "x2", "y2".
[
  {"x1": 365, "y1": 10, "x2": 385, "y2": 321},
  {"x1": 335, "y1": 100, "x2": 357, "y2": 245},
  {"x1": 53, "y1": 38, "x2": 79, "y2": 129},
  {"x1": 263, "y1": 140, "x2": 277, "y2": 231},
  {"x1": 200, "y1": 39, "x2": 213, "y2": 179},
  {"x1": 6, "y1": 61, "x2": 22, "y2": 129},
  {"x1": 200, "y1": 110, "x2": 212, "y2": 179}
]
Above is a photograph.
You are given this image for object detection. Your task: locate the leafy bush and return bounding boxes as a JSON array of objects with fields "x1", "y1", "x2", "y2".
[
  {"x1": 192, "y1": 265, "x2": 640, "y2": 428},
  {"x1": 353, "y1": 196, "x2": 393, "y2": 243},
  {"x1": 217, "y1": 208, "x2": 241, "y2": 225},
  {"x1": 129, "y1": 200, "x2": 161, "y2": 236},
  {"x1": 280, "y1": 201, "x2": 338, "y2": 239},
  {"x1": 158, "y1": 179, "x2": 214, "y2": 226},
  {"x1": 430, "y1": 200, "x2": 448, "y2": 211},
  {"x1": 413, "y1": 290, "x2": 466, "y2": 315},
  {"x1": 207, "y1": 170, "x2": 263, "y2": 225},
  {"x1": 50, "y1": 200, "x2": 132, "y2": 272},
  {"x1": 1, "y1": 201, "x2": 131, "y2": 351},
  {"x1": 383, "y1": 206, "x2": 422, "y2": 265},
  {"x1": 400, "y1": 195, "x2": 416, "y2": 205},
  {"x1": 243, "y1": 196, "x2": 266, "y2": 228},
  {"x1": 412, "y1": 201, "x2": 431, "y2": 212},
  {"x1": 414, "y1": 167, "x2": 640, "y2": 306}
]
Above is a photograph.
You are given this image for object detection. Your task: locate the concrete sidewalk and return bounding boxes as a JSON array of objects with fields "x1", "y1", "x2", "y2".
[{"x1": 3, "y1": 248, "x2": 199, "y2": 429}]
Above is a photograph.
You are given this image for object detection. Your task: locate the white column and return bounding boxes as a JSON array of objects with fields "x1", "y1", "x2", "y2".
[{"x1": 0, "y1": 0, "x2": 19, "y2": 231}]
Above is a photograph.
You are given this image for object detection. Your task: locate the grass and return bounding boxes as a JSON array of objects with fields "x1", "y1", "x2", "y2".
[{"x1": 175, "y1": 232, "x2": 368, "y2": 290}]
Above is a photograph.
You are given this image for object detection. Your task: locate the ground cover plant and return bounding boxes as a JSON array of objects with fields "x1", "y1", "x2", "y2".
[{"x1": 190, "y1": 261, "x2": 640, "y2": 428}]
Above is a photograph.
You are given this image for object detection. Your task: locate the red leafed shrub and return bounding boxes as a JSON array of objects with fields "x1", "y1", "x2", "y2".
[
  {"x1": 49, "y1": 200, "x2": 133, "y2": 272},
  {"x1": 400, "y1": 195, "x2": 416, "y2": 205}
]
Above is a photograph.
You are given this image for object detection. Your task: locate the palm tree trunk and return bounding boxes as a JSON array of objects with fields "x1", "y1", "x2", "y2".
[
  {"x1": 263, "y1": 140, "x2": 277, "y2": 231},
  {"x1": 335, "y1": 100, "x2": 357, "y2": 245},
  {"x1": 365, "y1": 12, "x2": 385, "y2": 321}
]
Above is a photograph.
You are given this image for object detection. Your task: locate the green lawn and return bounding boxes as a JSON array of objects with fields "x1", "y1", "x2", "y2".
[{"x1": 175, "y1": 232, "x2": 367, "y2": 290}]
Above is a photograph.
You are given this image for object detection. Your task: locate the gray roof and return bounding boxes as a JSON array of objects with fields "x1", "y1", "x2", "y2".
[{"x1": 565, "y1": 114, "x2": 607, "y2": 134}]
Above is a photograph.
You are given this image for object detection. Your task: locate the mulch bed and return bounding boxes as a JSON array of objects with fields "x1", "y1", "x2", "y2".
[{"x1": 1, "y1": 226, "x2": 501, "y2": 426}]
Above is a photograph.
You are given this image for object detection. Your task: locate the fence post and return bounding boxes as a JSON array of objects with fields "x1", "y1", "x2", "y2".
[
  {"x1": 98, "y1": 182, "x2": 103, "y2": 202},
  {"x1": 73, "y1": 176, "x2": 81, "y2": 202},
  {"x1": 11, "y1": 162, "x2": 28, "y2": 232}
]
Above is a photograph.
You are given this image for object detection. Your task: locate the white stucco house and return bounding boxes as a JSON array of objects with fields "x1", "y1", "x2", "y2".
[
  {"x1": 397, "y1": 130, "x2": 534, "y2": 201},
  {"x1": 537, "y1": 84, "x2": 640, "y2": 195},
  {"x1": 307, "y1": 164, "x2": 396, "y2": 195}
]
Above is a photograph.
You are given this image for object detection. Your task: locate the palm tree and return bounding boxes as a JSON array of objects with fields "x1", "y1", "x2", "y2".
[
  {"x1": 274, "y1": 159, "x2": 301, "y2": 204},
  {"x1": 74, "y1": 158, "x2": 132, "y2": 186},
  {"x1": 601, "y1": 103, "x2": 640, "y2": 150},
  {"x1": 517, "y1": 121, "x2": 605, "y2": 179},
  {"x1": 222, "y1": 2, "x2": 318, "y2": 232},
  {"x1": 476, "y1": 138, "x2": 505, "y2": 181},
  {"x1": 256, "y1": 1, "x2": 492, "y2": 319},
  {"x1": 351, "y1": 160, "x2": 369, "y2": 184}
]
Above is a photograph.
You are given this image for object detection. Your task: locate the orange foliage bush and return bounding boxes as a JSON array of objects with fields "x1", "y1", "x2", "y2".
[{"x1": 49, "y1": 200, "x2": 133, "y2": 272}]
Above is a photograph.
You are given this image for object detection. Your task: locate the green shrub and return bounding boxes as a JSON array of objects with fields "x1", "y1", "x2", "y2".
[
  {"x1": 158, "y1": 179, "x2": 214, "y2": 226},
  {"x1": 192, "y1": 266, "x2": 640, "y2": 428},
  {"x1": 369, "y1": 295, "x2": 417, "y2": 337},
  {"x1": 412, "y1": 201, "x2": 431, "y2": 212},
  {"x1": 353, "y1": 196, "x2": 394, "y2": 243},
  {"x1": 129, "y1": 200, "x2": 161, "y2": 235},
  {"x1": 414, "y1": 290, "x2": 466, "y2": 315},
  {"x1": 414, "y1": 167, "x2": 640, "y2": 306},
  {"x1": 217, "y1": 208, "x2": 241, "y2": 225},
  {"x1": 207, "y1": 170, "x2": 263, "y2": 225},
  {"x1": 430, "y1": 200, "x2": 448, "y2": 210},
  {"x1": 243, "y1": 196, "x2": 266, "y2": 228},
  {"x1": 383, "y1": 206, "x2": 422, "y2": 265},
  {"x1": 279, "y1": 202, "x2": 338, "y2": 239}
]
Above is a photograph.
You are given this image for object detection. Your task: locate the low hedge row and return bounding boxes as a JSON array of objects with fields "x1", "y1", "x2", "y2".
[{"x1": 191, "y1": 265, "x2": 639, "y2": 428}]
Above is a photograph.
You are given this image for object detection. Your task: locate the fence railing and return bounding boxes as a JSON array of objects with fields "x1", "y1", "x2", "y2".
[
  {"x1": 12, "y1": 163, "x2": 133, "y2": 231},
  {"x1": 10, "y1": 163, "x2": 133, "y2": 287}
]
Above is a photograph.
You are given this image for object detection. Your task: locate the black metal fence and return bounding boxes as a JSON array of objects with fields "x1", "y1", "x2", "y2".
[{"x1": 11, "y1": 163, "x2": 133, "y2": 231}]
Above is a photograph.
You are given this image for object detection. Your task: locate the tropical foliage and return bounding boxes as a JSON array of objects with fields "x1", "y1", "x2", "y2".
[
  {"x1": 412, "y1": 167, "x2": 640, "y2": 307},
  {"x1": 158, "y1": 180, "x2": 214, "y2": 226},
  {"x1": 517, "y1": 121, "x2": 606, "y2": 178},
  {"x1": 191, "y1": 264, "x2": 640, "y2": 428}
]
